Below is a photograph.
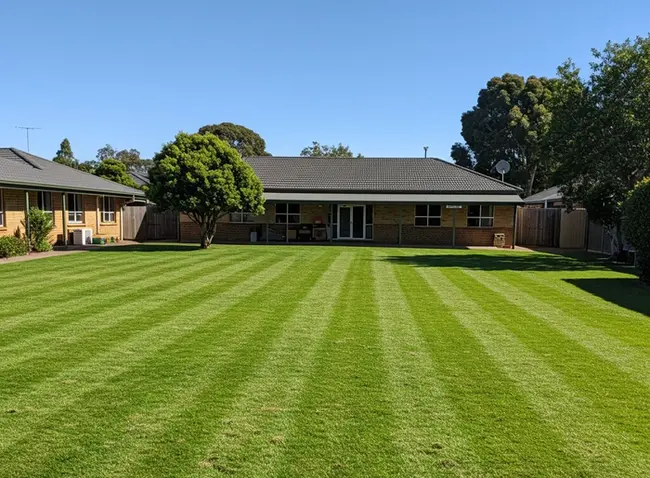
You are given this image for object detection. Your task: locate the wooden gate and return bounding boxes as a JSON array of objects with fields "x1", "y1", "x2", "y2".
[
  {"x1": 559, "y1": 209, "x2": 588, "y2": 249},
  {"x1": 123, "y1": 205, "x2": 178, "y2": 241},
  {"x1": 516, "y1": 208, "x2": 561, "y2": 247}
]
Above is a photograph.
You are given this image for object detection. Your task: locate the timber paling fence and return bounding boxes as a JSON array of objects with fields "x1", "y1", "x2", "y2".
[{"x1": 516, "y1": 208, "x2": 588, "y2": 249}]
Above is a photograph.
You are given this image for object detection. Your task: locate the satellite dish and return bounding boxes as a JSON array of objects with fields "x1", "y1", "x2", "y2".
[{"x1": 495, "y1": 160, "x2": 511, "y2": 181}]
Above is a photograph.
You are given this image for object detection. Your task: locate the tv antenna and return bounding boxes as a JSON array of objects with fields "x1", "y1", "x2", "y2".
[
  {"x1": 495, "y1": 160, "x2": 511, "y2": 182},
  {"x1": 423, "y1": 146, "x2": 429, "y2": 158},
  {"x1": 15, "y1": 126, "x2": 41, "y2": 152}
]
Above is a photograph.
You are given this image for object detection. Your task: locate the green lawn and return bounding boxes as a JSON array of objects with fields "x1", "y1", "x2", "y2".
[{"x1": 1, "y1": 245, "x2": 649, "y2": 477}]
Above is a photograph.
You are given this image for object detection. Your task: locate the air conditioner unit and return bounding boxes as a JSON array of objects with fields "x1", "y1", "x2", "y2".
[{"x1": 73, "y1": 228, "x2": 93, "y2": 245}]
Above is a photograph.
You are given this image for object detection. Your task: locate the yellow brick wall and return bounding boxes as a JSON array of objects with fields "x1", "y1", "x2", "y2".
[{"x1": 0, "y1": 188, "x2": 126, "y2": 243}]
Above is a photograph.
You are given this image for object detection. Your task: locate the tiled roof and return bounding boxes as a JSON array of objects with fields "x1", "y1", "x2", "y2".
[
  {"x1": 244, "y1": 156, "x2": 522, "y2": 194},
  {"x1": 0, "y1": 148, "x2": 145, "y2": 197}
]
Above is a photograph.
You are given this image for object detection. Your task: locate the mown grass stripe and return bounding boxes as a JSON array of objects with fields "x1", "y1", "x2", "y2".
[
  {"x1": 275, "y1": 249, "x2": 401, "y2": 477},
  {"x1": 0, "y1": 251, "x2": 271, "y2": 395},
  {"x1": 424, "y1": 265, "x2": 650, "y2": 476},
  {"x1": 0, "y1": 252, "x2": 196, "y2": 324},
  {"x1": 464, "y1": 269, "x2": 650, "y2": 387},
  {"x1": 194, "y1": 250, "x2": 354, "y2": 476},
  {"x1": 392, "y1": 255, "x2": 580, "y2": 476},
  {"x1": 5, "y1": 249, "x2": 333, "y2": 478},
  {"x1": 498, "y1": 270, "x2": 650, "y2": 349},
  {"x1": 450, "y1": 268, "x2": 650, "y2": 464},
  {"x1": 371, "y1": 251, "x2": 482, "y2": 476},
  {"x1": 0, "y1": 250, "x2": 245, "y2": 354},
  {"x1": 0, "y1": 252, "x2": 143, "y2": 284},
  {"x1": 0, "y1": 251, "x2": 298, "y2": 451}
]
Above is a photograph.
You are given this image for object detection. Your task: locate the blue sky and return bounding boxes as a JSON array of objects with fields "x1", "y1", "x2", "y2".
[{"x1": 2, "y1": 1, "x2": 649, "y2": 162}]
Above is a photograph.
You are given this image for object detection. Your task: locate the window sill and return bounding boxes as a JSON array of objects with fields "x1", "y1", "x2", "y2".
[
  {"x1": 100, "y1": 222, "x2": 117, "y2": 225},
  {"x1": 414, "y1": 225, "x2": 442, "y2": 228}
]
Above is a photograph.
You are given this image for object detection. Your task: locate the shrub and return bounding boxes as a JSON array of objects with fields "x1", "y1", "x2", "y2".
[
  {"x1": 0, "y1": 236, "x2": 29, "y2": 258},
  {"x1": 623, "y1": 178, "x2": 650, "y2": 282},
  {"x1": 22, "y1": 207, "x2": 54, "y2": 252}
]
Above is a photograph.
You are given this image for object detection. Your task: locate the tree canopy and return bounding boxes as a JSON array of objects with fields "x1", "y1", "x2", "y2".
[
  {"x1": 95, "y1": 159, "x2": 139, "y2": 188},
  {"x1": 300, "y1": 141, "x2": 362, "y2": 158},
  {"x1": 148, "y1": 133, "x2": 265, "y2": 248},
  {"x1": 53, "y1": 138, "x2": 77, "y2": 168},
  {"x1": 552, "y1": 37, "x2": 650, "y2": 256},
  {"x1": 450, "y1": 143, "x2": 473, "y2": 168},
  {"x1": 453, "y1": 74, "x2": 556, "y2": 195},
  {"x1": 96, "y1": 144, "x2": 150, "y2": 170},
  {"x1": 198, "y1": 123, "x2": 270, "y2": 157}
]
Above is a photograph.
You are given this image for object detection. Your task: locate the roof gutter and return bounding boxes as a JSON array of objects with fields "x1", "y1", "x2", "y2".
[{"x1": 0, "y1": 180, "x2": 145, "y2": 199}]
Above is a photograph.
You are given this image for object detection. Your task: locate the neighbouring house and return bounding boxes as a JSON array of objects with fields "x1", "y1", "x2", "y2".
[
  {"x1": 523, "y1": 186, "x2": 564, "y2": 208},
  {"x1": 180, "y1": 156, "x2": 523, "y2": 247},
  {"x1": 0, "y1": 148, "x2": 145, "y2": 245},
  {"x1": 128, "y1": 169, "x2": 150, "y2": 188}
]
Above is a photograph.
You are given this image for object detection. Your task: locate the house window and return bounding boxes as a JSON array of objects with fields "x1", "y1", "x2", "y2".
[
  {"x1": 275, "y1": 203, "x2": 300, "y2": 224},
  {"x1": 467, "y1": 204, "x2": 494, "y2": 227},
  {"x1": 229, "y1": 210, "x2": 255, "y2": 223},
  {"x1": 102, "y1": 197, "x2": 116, "y2": 223},
  {"x1": 414, "y1": 204, "x2": 442, "y2": 227},
  {"x1": 37, "y1": 191, "x2": 53, "y2": 218},
  {"x1": 0, "y1": 190, "x2": 4, "y2": 227},
  {"x1": 67, "y1": 194, "x2": 83, "y2": 224}
]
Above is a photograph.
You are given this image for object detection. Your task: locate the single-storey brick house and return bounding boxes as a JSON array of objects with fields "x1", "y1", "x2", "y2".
[
  {"x1": 181, "y1": 156, "x2": 523, "y2": 247},
  {"x1": 0, "y1": 148, "x2": 145, "y2": 244}
]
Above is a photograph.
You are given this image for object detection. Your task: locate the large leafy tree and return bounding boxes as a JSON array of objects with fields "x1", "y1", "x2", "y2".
[
  {"x1": 78, "y1": 160, "x2": 100, "y2": 174},
  {"x1": 97, "y1": 144, "x2": 149, "y2": 169},
  {"x1": 198, "y1": 122, "x2": 270, "y2": 157},
  {"x1": 148, "y1": 132, "x2": 265, "y2": 248},
  {"x1": 454, "y1": 74, "x2": 556, "y2": 195},
  {"x1": 450, "y1": 142, "x2": 474, "y2": 168},
  {"x1": 553, "y1": 37, "x2": 650, "y2": 257},
  {"x1": 53, "y1": 138, "x2": 78, "y2": 168},
  {"x1": 300, "y1": 141, "x2": 363, "y2": 158},
  {"x1": 95, "y1": 159, "x2": 139, "y2": 188}
]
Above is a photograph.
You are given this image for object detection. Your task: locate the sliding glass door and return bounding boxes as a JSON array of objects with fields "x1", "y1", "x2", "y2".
[{"x1": 338, "y1": 205, "x2": 366, "y2": 239}]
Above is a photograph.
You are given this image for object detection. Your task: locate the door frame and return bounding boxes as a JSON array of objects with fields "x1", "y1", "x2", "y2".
[{"x1": 336, "y1": 204, "x2": 366, "y2": 240}]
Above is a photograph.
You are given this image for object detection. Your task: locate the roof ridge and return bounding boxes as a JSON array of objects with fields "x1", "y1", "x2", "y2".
[
  {"x1": 9, "y1": 148, "x2": 43, "y2": 170},
  {"x1": 430, "y1": 157, "x2": 522, "y2": 192}
]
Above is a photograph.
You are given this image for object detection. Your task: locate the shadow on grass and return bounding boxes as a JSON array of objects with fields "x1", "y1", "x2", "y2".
[
  {"x1": 383, "y1": 253, "x2": 601, "y2": 272},
  {"x1": 88, "y1": 243, "x2": 201, "y2": 253},
  {"x1": 564, "y1": 278, "x2": 650, "y2": 318}
]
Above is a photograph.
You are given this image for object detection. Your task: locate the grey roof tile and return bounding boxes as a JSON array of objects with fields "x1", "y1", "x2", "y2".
[
  {"x1": 244, "y1": 156, "x2": 522, "y2": 194},
  {"x1": 0, "y1": 148, "x2": 144, "y2": 197}
]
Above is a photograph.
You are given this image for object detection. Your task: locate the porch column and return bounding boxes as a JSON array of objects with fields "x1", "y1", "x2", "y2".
[
  {"x1": 452, "y1": 209, "x2": 457, "y2": 247},
  {"x1": 511, "y1": 205, "x2": 518, "y2": 250},
  {"x1": 398, "y1": 206, "x2": 403, "y2": 245},
  {"x1": 285, "y1": 219, "x2": 288, "y2": 243},
  {"x1": 96, "y1": 196, "x2": 100, "y2": 235},
  {"x1": 329, "y1": 204, "x2": 333, "y2": 244},
  {"x1": 24, "y1": 191, "x2": 31, "y2": 249},
  {"x1": 266, "y1": 223, "x2": 269, "y2": 244},
  {"x1": 62, "y1": 193, "x2": 68, "y2": 247}
]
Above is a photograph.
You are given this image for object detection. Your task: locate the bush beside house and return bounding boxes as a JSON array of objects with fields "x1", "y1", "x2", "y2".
[
  {"x1": 624, "y1": 178, "x2": 650, "y2": 282},
  {"x1": 0, "y1": 236, "x2": 29, "y2": 258}
]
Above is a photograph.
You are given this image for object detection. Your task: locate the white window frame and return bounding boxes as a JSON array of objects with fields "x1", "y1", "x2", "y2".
[
  {"x1": 414, "y1": 204, "x2": 442, "y2": 227},
  {"x1": 102, "y1": 196, "x2": 116, "y2": 223},
  {"x1": 275, "y1": 203, "x2": 300, "y2": 224},
  {"x1": 467, "y1": 204, "x2": 494, "y2": 228},
  {"x1": 67, "y1": 193, "x2": 84, "y2": 224},
  {"x1": 38, "y1": 191, "x2": 54, "y2": 222},
  {"x1": 0, "y1": 189, "x2": 4, "y2": 227}
]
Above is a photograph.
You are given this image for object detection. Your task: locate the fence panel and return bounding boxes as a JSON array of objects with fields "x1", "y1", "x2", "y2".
[
  {"x1": 123, "y1": 205, "x2": 178, "y2": 241},
  {"x1": 559, "y1": 209, "x2": 588, "y2": 249},
  {"x1": 123, "y1": 205, "x2": 147, "y2": 241},
  {"x1": 516, "y1": 208, "x2": 561, "y2": 247}
]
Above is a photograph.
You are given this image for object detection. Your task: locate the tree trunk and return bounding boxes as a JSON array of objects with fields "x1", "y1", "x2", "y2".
[
  {"x1": 526, "y1": 164, "x2": 537, "y2": 197},
  {"x1": 606, "y1": 225, "x2": 624, "y2": 261},
  {"x1": 200, "y1": 225, "x2": 214, "y2": 249}
]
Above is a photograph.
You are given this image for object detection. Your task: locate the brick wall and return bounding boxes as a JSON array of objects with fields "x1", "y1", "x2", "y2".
[{"x1": 0, "y1": 188, "x2": 126, "y2": 244}]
